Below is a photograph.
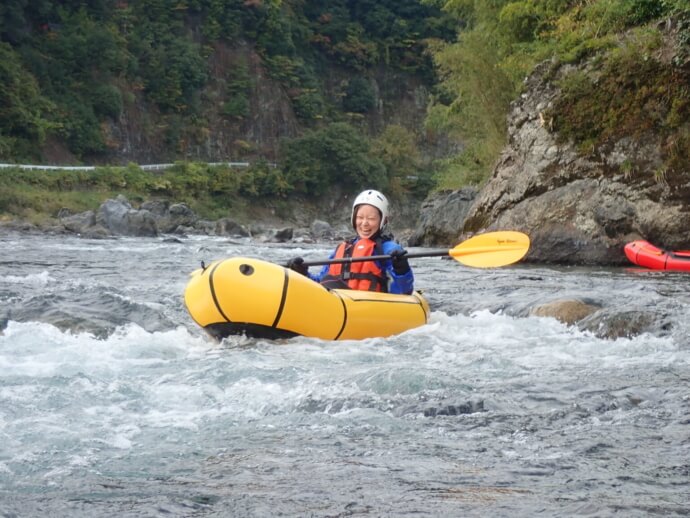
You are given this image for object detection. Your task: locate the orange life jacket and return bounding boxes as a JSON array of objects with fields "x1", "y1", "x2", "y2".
[{"x1": 321, "y1": 238, "x2": 388, "y2": 292}]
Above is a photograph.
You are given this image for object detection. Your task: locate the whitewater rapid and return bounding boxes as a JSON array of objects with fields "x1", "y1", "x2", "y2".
[{"x1": 1, "y1": 232, "x2": 688, "y2": 516}]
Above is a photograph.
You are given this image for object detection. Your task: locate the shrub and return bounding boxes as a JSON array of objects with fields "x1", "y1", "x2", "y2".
[
  {"x1": 342, "y1": 76, "x2": 376, "y2": 113},
  {"x1": 281, "y1": 122, "x2": 386, "y2": 195},
  {"x1": 92, "y1": 84, "x2": 123, "y2": 119},
  {"x1": 292, "y1": 89, "x2": 325, "y2": 120},
  {"x1": 549, "y1": 36, "x2": 690, "y2": 180}
]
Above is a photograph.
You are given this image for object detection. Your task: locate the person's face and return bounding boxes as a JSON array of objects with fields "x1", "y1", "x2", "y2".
[{"x1": 355, "y1": 204, "x2": 382, "y2": 239}]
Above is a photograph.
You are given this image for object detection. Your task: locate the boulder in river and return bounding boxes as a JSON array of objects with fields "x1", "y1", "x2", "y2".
[
  {"x1": 96, "y1": 195, "x2": 158, "y2": 237},
  {"x1": 60, "y1": 210, "x2": 96, "y2": 234},
  {"x1": 214, "y1": 217, "x2": 250, "y2": 237},
  {"x1": 530, "y1": 299, "x2": 600, "y2": 326}
]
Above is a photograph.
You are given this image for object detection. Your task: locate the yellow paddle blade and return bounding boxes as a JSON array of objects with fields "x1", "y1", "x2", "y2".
[{"x1": 449, "y1": 231, "x2": 530, "y2": 268}]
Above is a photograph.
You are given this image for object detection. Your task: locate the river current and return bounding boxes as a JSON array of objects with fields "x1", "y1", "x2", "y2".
[{"x1": 1, "y1": 232, "x2": 688, "y2": 516}]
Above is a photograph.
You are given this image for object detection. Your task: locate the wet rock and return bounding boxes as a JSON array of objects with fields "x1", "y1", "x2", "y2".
[
  {"x1": 123, "y1": 209, "x2": 158, "y2": 237},
  {"x1": 530, "y1": 299, "x2": 600, "y2": 325},
  {"x1": 0, "y1": 220, "x2": 37, "y2": 233},
  {"x1": 214, "y1": 218, "x2": 250, "y2": 237},
  {"x1": 292, "y1": 227, "x2": 316, "y2": 243},
  {"x1": 96, "y1": 195, "x2": 131, "y2": 231},
  {"x1": 248, "y1": 223, "x2": 269, "y2": 237},
  {"x1": 140, "y1": 200, "x2": 197, "y2": 233},
  {"x1": 194, "y1": 220, "x2": 216, "y2": 234},
  {"x1": 423, "y1": 400, "x2": 485, "y2": 417},
  {"x1": 140, "y1": 199, "x2": 169, "y2": 217},
  {"x1": 96, "y1": 195, "x2": 158, "y2": 237},
  {"x1": 162, "y1": 203, "x2": 198, "y2": 232},
  {"x1": 60, "y1": 210, "x2": 96, "y2": 233},
  {"x1": 333, "y1": 224, "x2": 353, "y2": 241},
  {"x1": 172, "y1": 225, "x2": 194, "y2": 236},
  {"x1": 580, "y1": 310, "x2": 658, "y2": 339},
  {"x1": 80, "y1": 225, "x2": 111, "y2": 239},
  {"x1": 273, "y1": 227, "x2": 293, "y2": 242}
]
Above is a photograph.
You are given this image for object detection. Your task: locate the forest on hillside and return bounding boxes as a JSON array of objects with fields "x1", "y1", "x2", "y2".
[
  {"x1": 0, "y1": 0, "x2": 453, "y2": 158},
  {"x1": 1, "y1": 0, "x2": 689, "y2": 221}
]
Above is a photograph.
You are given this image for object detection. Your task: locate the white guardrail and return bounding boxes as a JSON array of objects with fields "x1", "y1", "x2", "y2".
[{"x1": 0, "y1": 162, "x2": 255, "y2": 171}]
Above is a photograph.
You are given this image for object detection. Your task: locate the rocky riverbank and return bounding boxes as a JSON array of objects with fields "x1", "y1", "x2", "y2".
[
  {"x1": 0, "y1": 193, "x2": 670, "y2": 338},
  {"x1": 0, "y1": 193, "x2": 429, "y2": 247},
  {"x1": 0, "y1": 195, "x2": 348, "y2": 244}
]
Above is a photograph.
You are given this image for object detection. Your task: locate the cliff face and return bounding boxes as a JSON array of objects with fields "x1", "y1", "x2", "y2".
[
  {"x1": 56, "y1": 41, "x2": 435, "y2": 165},
  {"x1": 417, "y1": 22, "x2": 690, "y2": 265},
  {"x1": 468, "y1": 88, "x2": 689, "y2": 262}
]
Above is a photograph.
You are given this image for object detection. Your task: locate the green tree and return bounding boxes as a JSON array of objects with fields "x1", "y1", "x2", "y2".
[
  {"x1": 281, "y1": 122, "x2": 386, "y2": 195},
  {"x1": 426, "y1": 14, "x2": 516, "y2": 186},
  {"x1": 424, "y1": 0, "x2": 568, "y2": 187},
  {"x1": 371, "y1": 124, "x2": 419, "y2": 180},
  {"x1": 0, "y1": 42, "x2": 56, "y2": 159},
  {"x1": 342, "y1": 76, "x2": 375, "y2": 113},
  {"x1": 223, "y1": 61, "x2": 251, "y2": 119},
  {"x1": 371, "y1": 124, "x2": 431, "y2": 195}
]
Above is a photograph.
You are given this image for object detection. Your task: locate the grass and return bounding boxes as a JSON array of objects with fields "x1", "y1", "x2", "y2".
[{"x1": 0, "y1": 164, "x2": 259, "y2": 223}]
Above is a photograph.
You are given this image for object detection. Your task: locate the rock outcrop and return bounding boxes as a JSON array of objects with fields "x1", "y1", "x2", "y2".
[
  {"x1": 414, "y1": 37, "x2": 690, "y2": 265},
  {"x1": 97, "y1": 196, "x2": 158, "y2": 237},
  {"x1": 58, "y1": 196, "x2": 170, "y2": 237},
  {"x1": 408, "y1": 188, "x2": 477, "y2": 246}
]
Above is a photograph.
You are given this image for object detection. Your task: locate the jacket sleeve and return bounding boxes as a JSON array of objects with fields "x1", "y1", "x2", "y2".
[
  {"x1": 381, "y1": 241, "x2": 415, "y2": 295},
  {"x1": 309, "y1": 250, "x2": 335, "y2": 282}
]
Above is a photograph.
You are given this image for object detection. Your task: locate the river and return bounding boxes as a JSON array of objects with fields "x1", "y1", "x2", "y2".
[{"x1": 1, "y1": 232, "x2": 688, "y2": 516}]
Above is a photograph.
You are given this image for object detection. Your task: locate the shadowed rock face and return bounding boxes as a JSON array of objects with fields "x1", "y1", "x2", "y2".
[{"x1": 408, "y1": 188, "x2": 477, "y2": 247}]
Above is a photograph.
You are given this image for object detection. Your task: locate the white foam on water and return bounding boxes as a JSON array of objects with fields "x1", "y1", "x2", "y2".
[
  {"x1": 0, "y1": 321, "x2": 222, "y2": 484},
  {"x1": 2, "y1": 270, "x2": 54, "y2": 286},
  {"x1": 422, "y1": 309, "x2": 684, "y2": 374},
  {"x1": 0, "y1": 308, "x2": 687, "y2": 510}
]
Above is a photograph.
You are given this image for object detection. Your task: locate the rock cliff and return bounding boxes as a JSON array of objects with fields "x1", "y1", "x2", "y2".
[
  {"x1": 417, "y1": 23, "x2": 690, "y2": 265},
  {"x1": 86, "y1": 43, "x2": 439, "y2": 165}
]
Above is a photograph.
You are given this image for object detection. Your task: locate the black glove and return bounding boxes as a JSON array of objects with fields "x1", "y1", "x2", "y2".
[
  {"x1": 390, "y1": 248, "x2": 410, "y2": 275},
  {"x1": 286, "y1": 256, "x2": 309, "y2": 276}
]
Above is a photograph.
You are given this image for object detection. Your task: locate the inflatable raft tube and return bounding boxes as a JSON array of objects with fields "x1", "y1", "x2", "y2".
[
  {"x1": 184, "y1": 257, "x2": 430, "y2": 340},
  {"x1": 624, "y1": 240, "x2": 690, "y2": 271}
]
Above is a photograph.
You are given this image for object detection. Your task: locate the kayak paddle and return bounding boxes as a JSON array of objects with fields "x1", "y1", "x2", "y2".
[{"x1": 301, "y1": 231, "x2": 530, "y2": 269}]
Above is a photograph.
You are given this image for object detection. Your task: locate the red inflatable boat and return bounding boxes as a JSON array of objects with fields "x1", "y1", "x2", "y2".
[{"x1": 624, "y1": 240, "x2": 690, "y2": 271}]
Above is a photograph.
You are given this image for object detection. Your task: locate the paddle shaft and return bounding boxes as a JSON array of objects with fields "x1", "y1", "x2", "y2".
[
  {"x1": 302, "y1": 250, "x2": 447, "y2": 267},
  {"x1": 292, "y1": 231, "x2": 530, "y2": 269}
]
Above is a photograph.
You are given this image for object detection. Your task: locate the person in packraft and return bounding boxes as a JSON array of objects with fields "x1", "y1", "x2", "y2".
[{"x1": 287, "y1": 189, "x2": 414, "y2": 295}]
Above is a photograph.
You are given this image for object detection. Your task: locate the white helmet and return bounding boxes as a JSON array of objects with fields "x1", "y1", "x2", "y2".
[{"x1": 351, "y1": 189, "x2": 389, "y2": 233}]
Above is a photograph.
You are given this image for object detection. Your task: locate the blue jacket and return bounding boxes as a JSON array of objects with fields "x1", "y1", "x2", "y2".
[{"x1": 309, "y1": 237, "x2": 414, "y2": 295}]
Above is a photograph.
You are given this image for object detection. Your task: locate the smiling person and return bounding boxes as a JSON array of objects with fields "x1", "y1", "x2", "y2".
[{"x1": 287, "y1": 189, "x2": 414, "y2": 294}]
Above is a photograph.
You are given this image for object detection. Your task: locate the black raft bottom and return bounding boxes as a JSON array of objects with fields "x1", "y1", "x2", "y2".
[{"x1": 205, "y1": 322, "x2": 299, "y2": 341}]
